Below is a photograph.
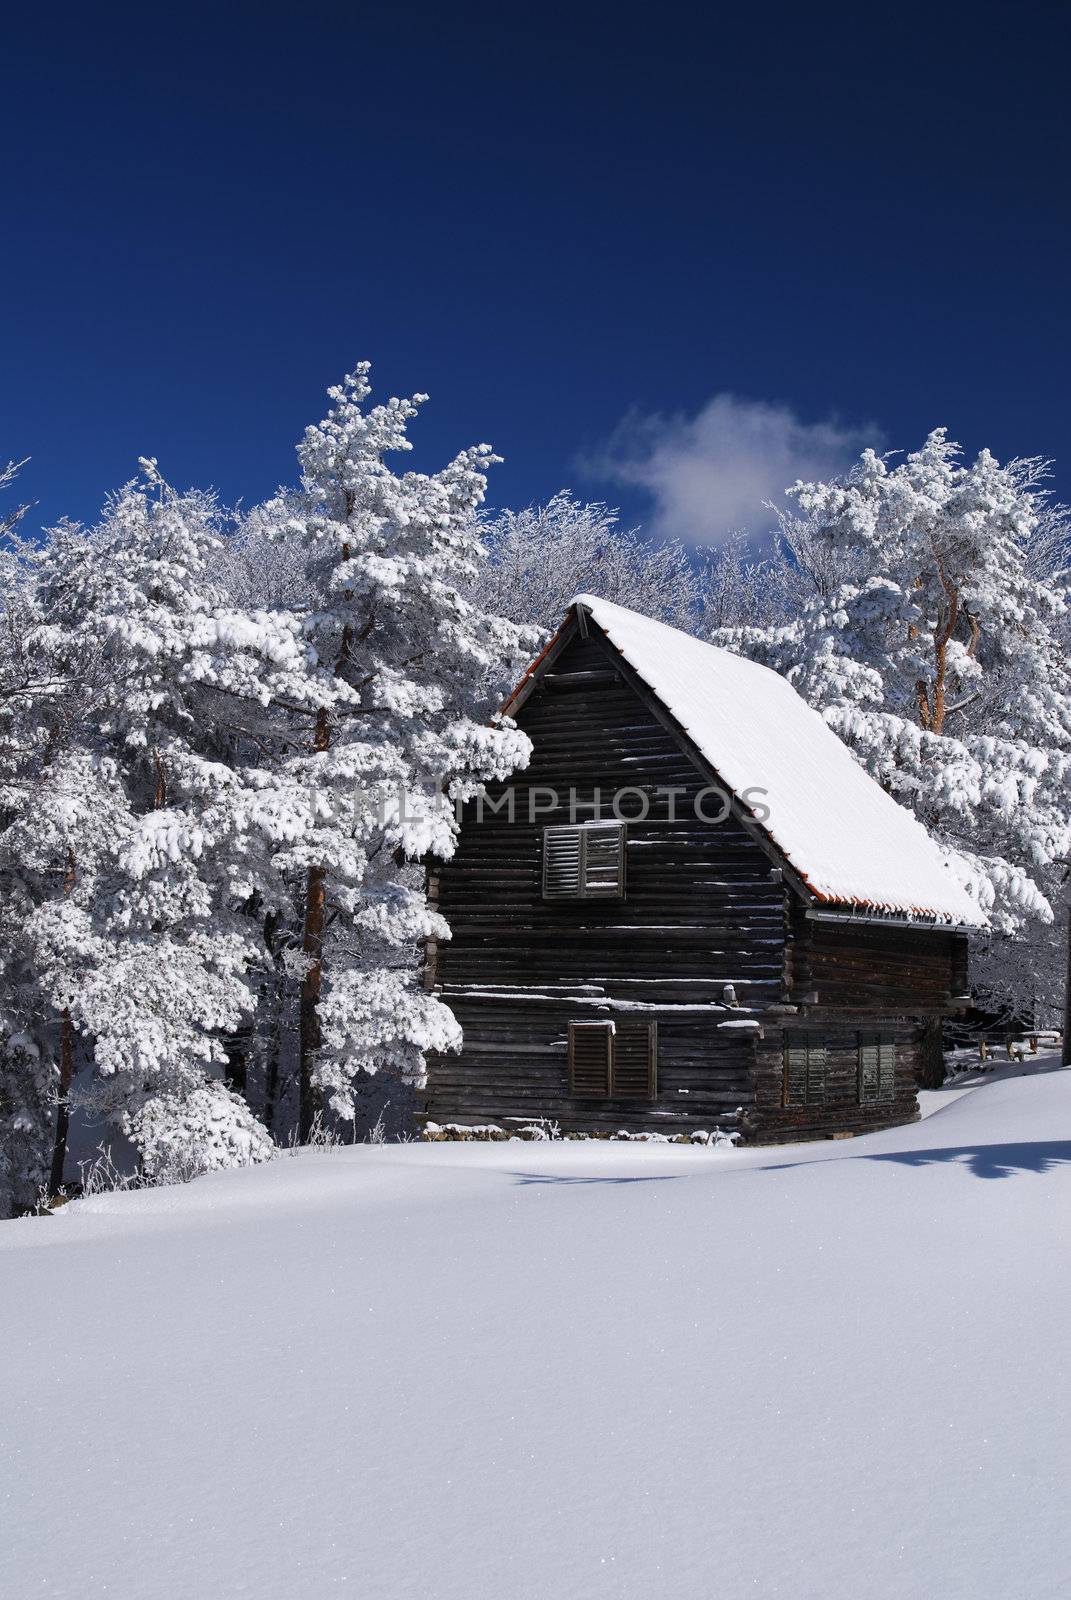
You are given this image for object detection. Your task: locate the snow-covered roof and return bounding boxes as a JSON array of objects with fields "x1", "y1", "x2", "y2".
[{"x1": 522, "y1": 595, "x2": 982, "y2": 926}]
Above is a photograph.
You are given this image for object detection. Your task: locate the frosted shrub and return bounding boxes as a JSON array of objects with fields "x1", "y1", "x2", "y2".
[
  {"x1": 130, "y1": 1085, "x2": 275, "y2": 1185},
  {"x1": 77, "y1": 1144, "x2": 139, "y2": 1198}
]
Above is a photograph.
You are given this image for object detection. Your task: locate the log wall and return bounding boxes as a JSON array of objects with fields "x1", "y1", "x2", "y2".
[{"x1": 791, "y1": 911, "x2": 964, "y2": 1015}]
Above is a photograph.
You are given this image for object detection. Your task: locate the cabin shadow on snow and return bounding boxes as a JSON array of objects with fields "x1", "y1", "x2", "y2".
[
  {"x1": 508, "y1": 1170, "x2": 685, "y2": 1186},
  {"x1": 863, "y1": 1140, "x2": 1071, "y2": 1180},
  {"x1": 506, "y1": 1140, "x2": 1071, "y2": 1190},
  {"x1": 753, "y1": 1138, "x2": 1071, "y2": 1181}
]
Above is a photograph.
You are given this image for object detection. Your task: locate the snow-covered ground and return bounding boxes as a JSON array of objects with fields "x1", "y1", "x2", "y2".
[{"x1": 3, "y1": 1063, "x2": 1070, "y2": 1600}]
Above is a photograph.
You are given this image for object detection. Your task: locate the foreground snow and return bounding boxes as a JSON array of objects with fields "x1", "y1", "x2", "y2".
[{"x1": 3, "y1": 1065, "x2": 1070, "y2": 1600}]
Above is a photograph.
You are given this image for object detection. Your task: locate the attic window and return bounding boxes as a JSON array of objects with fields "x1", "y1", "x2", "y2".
[
  {"x1": 783, "y1": 1032, "x2": 826, "y2": 1107},
  {"x1": 858, "y1": 1032, "x2": 896, "y2": 1104},
  {"x1": 543, "y1": 823, "x2": 626, "y2": 900},
  {"x1": 568, "y1": 1021, "x2": 657, "y2": 1099}
]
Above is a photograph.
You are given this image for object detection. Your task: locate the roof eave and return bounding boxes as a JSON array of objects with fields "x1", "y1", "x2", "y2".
[{"x1": 805, "y1": 904, "x2": 983, "y2": 934}]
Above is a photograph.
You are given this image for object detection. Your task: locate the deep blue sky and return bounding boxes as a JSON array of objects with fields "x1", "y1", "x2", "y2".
[{"x1": 4, "y1": 1, "x2": 1068, "y2": 541}]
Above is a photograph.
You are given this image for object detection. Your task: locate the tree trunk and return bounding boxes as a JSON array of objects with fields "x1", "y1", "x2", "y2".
[
  {"x1": 297, "y1": 710, "x2": 331, "y2": 1141},
  {"x1": 917, "y1": 1016, "x2": 946, "y2": 1090},
  {"x1": 259, "y1": 912, "x2": 283, "y2": 1133},
  {"x1": 262, "y1": 1023, "x2": 282, "y2": 1135},
  {"x1": 47, "y1": 1012, "x2": 75, "y2": 1198},
  {"x1": 298, "y1": 863, "x2": 326, "y2": 1140},
  {"x1": 47, "y1": 849, "x2": 77, "y2": 1198}
]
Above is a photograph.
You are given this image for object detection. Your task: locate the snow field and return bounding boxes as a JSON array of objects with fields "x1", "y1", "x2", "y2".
[{"x1": 2, "y1": 1063, "x2": 1069, "y2": 1600}]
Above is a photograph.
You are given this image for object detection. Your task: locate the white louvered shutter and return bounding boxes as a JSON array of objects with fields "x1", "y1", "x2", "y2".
[
  {"x1": 543, "y1": 823, "x2": 625, "y2": 900},
  {"x1": 582, "y1": 823, "x2": 626, "y2": 897},
  {"x1": 543, "y1": 826, "x2": 583, "y2": 898}
]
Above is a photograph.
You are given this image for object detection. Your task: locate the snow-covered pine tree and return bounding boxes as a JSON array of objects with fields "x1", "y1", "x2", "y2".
[
  {"x1": 255, "y1": 364, "x2": 531, "y2": 1137},
  {"x1": 717, "y1": 431, "x2": 1071, "y2": 1026},
  {"x1": 21, "y1": 470, "x2": 315, "y2": 1183}
]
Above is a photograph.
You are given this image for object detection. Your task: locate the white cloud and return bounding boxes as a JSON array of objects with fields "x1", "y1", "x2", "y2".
[{"x1": 586, "y1": 394, "x2": 881, "y2": 546}]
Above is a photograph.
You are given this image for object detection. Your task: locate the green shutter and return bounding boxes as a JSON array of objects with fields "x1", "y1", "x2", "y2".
[
  {"x1": 806, "y1": 1039, "x2": 826, "y2": 1103},
  {"x1": 859, "y1": 1032, "x2": 896, "y2": 1104},
  {"x1": 878, "y1": 1035, "x2": 896, "y2": 1103},
  {"x1": 784, "y1": 1034, "x2": 808, "y2": 1106},
  {"x1": 785, "y1": 1033, "x2": 825, "y2": 1106}
]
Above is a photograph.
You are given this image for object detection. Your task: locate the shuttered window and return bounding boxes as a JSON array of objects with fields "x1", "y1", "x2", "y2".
[
  {"x1": 858, "y1": 1032, "x2": 896, "y2": 1104},
  {"x1": 568, "y1": 1020, "x2": 658, "y2": 1099},
  {"x1": 543, "y1": 823, "x2": 626, "y2": 900},
  {"x1": 783, "y1": 1032, "x2": 826, "y2": 1107}
]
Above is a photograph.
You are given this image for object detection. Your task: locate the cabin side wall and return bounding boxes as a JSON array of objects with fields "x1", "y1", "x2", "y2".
[
  {"x1": 743, "y1": 916, "x2": 968, "y2": 1143},
  {"x1": 750, "y1": 1023, "x2": 924, "y2": 1143}
]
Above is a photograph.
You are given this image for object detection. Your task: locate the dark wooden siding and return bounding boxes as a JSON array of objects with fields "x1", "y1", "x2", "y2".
[{"x1": 790, "y1": 909, "x2": 965, "y2": 1015}]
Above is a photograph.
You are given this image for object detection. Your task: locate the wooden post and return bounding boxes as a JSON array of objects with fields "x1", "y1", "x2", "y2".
[{"x1": 918, "y1": 1016, "x2": 945, "y2": 1089}]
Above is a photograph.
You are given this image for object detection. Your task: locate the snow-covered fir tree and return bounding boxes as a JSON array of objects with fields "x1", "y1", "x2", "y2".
[
  {"x1": 249, "y1": 365, "x2": 531, "y2": 1135},
  {"x1": 717, "y1": 431, "x2": 1071, "y2": 1023}
]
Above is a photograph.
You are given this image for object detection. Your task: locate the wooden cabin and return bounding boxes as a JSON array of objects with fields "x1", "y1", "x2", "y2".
[{"x1": 423, "y1": 596, "x2": 982, "y2": 1143}]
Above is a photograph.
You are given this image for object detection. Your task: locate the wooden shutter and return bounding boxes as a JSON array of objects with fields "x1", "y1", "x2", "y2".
[
  {"x1": 543, "y1": 826, "x2": 583, "y2": 898},
  {"x1": 806, "y1": 1039, "x2": 826, "y2": 1103},
  {"x1": 785, "y1": 1033, "x2": 825, "y2": 1106},
  {"x1": 877, "y1": 1035, "x2": 896, "y2": 1103},
  {"x1": 784, "y1": 1033, "x2": 809, "y2": 1106},
  {"x1": 581, "y1": 823, "x2": 626, "y2": 898},
  {"x1": 612, "y1": 1022, "x2": 658, "y2": 1098},
  {"x1": 569, "y1": 1022, "x2": 613, "y2": 1096},
  {"x1": 859, "y1": 1033, "x2": 896, "y2": 1104},
  {"x1": 543, "y1": 823, "x2": 625, "y2": 900}
]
